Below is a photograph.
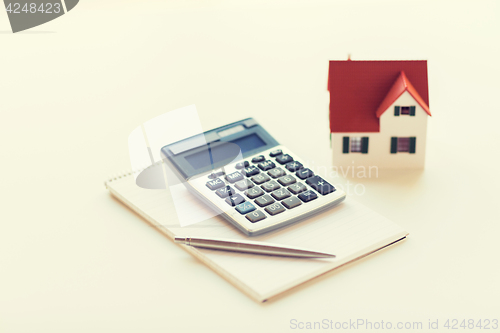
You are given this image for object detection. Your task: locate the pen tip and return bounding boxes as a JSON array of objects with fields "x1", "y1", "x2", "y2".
[{"x1": 174, "y1": 236, "x2": 186, "y2": 243}]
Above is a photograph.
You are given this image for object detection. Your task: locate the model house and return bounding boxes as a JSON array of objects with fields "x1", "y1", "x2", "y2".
[{"x1": 328, "y1": 59, "x2": 431, "y2": 169}]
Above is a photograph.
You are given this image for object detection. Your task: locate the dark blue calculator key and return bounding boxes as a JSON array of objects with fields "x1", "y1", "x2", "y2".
[
  {"x1": 235, "y1": 201, "x2": 256, "y2": 215},
  {"x1": 235, "y1": 161, "x2": 249, "y2": 169},
  {"x1": 246, "y1": 210, "x2": 267, "y2": 223},
  {"x1": 206, "y1": 178, "x2": 225, "y2": 190},
  {"x1": 269, "y1": 149, "x2": 283, "y2": 157},
  {"x1": 298, "y1": 190, "x2": 318, "y2": 202},
  {"x1": 257, "y1": 160, "x2": 276, "y2": 171},
  {"x1": 225, "y1": 193, "x2": 246, "y2": 206},
  {"x1": 285, "y1": 161, "x2": 303, "y2": 172},
  {"x1": 306, "y1": 176, "x2": 336, "y2": 195},
  {"x1": 241, "y1": 165, "x2": 260, "y2": 177},
  {"x1": 208, "y1": 171, "x2": 225, "y2": 179},
  {"x1": 296, "y1": 168, "x2": 314, "y2": 180},
  {"x1": 251, "y1": 155, "x2": 265, "y2": 163},
  {"x1": 225, "y1": 171, "x2": 244, "y2": 183},
  {"x1": 275, "y1": 154, "x2": 293, "y2": 165},
  {"x1": 215, "y1": 186, "x2": 236, "y2": 198}
]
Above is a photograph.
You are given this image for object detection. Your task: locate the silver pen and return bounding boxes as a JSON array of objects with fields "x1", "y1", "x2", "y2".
[{"x1": 174, "y1": 236, "x2": 335, "y2": 258}]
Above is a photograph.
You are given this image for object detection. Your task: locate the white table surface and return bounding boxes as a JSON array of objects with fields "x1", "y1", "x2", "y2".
[{"x1": 1, "y1": 1, "x2": 499, "y2": 332}]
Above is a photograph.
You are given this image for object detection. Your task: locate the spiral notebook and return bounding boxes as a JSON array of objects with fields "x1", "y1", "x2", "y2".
[{"x1": 105, "y1": 170, "x2": 408, "y2": 302}]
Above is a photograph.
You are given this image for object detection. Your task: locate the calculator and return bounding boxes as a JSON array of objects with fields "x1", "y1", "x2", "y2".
[{"x1": 161, "y1": 118, "x2": 346, "y2": 236}]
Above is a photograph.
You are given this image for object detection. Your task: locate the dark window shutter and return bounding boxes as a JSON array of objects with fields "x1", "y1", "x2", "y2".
[
  {"x1": 342, "y1": 137, "x2": 350, "y2": 153},
  {"x1": 390, "y1": 137, "x2": 398, "y2": 154},
  {"x1": 394, "y1": 106, "x2": 400, "y2": 116},
  {"x1": 361, "y1": 137, "x2": 369, "y2": 154},
  {"x1": 410, "y1": 106, "x2": 416, "y2": 116},
  {"x1": 409, "y1": 137, "x2": 416, "y2": 153}
]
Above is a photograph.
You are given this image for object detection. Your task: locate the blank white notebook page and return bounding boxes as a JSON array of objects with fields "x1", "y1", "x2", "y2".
[{"x1": 107, "y1": 175, "x2": 407, "y2": 301}]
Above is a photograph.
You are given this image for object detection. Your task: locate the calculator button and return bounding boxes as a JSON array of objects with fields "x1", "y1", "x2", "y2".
[
  {"x1": 216, "y1": 186, "x2": 236, "y2": 198},
  {"x1": 269, "y1": 149, "x2": 283, "y2": 157},
  {"x1": 251, "y1": 155, "x2": 265, "y2": 163},
  {"x1": 235, "y1": 179, "x2": 254, "y2": 191},
  {"x1": 225, "y1": 194, "x2": 246, "y2": 206},
  {"x1": 208, "y1": 171, "x2": 225, "y2": 179},
  {"x1": 261, "y1": 180, "x2": 280, "y2": 192},
  {"x1": 306, "y1": 176, "x2": 336, "y2": 195},
  {"x1": 296, "y1": 168, "x2": 314, "y2": 180},
  {"x1": 225, "y1": 171, "x2": 244, "y2": 183},
  {"x1": 285, "y1": 161, "x2": 303, "y2": 172},
  {"x1": 235, "y1": 161, "x2": 249, "y2": 169},
  {"x1": 245, "y1": 187, "x2": 265, "y2": 199},
  {"x1": 271, "y1": 188, "x2": 291, "y2": 201},
  {"x1": 275, "y1": 154, "x2": 293, "y2": 165},
  {"x1": 257, "y1": 160, "x2": 276, "y2": 171},
  {"x1": 206, "y1": 178, "x2": 225, "y2": 190},
  {"x1": 235, "y1": 202, "x2": 256, "y2": 215},
  {"x1": 277, "y1": 175, "x2": 296, "y2": 186},
  {"x1": 254, "y1": 194, "x2": 275, "y2": 207},
  {"x1": 288, "y1": 182, "x2": 307, "y2": 194},
  {"x1": 241, "y1": 165, "x2": 260, "y2": 177},
  {"x1": 246, "y1": 210, "x2": 267, "y2": 223},
  {"x1": 267, "y1": 167, "x2": 286, "y2": 179},
  {"x1": 298, "y1": 190, "x2": 318, "y2": 202},
  {"x1": 251, "y1": 173, "x2": 270, "y2": 185},
  {"x1": 265, "y1": 202, "x2": 286, "y2": 216},
  {"x1": 282, "y1": 196, "x2": 302, "y2": 209}
]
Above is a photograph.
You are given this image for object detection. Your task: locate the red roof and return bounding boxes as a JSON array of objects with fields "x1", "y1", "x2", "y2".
[{"x1": 328, "y1": 60, "x2": 430, "y2": 133}]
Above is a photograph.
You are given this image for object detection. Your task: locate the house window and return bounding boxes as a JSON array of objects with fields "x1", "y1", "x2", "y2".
[
  {"x1": 350, "y1": 137, "x2": 362, "y2": 152},
  {"x1": 390, "y1": 137, "x2": 416, "y2": 154},
  {"x1": 394, "y1": 105, "x2": 416, "y2": 116},
  {"x1": 397, "y1": 137, "x2": 410, "y2": 152},
  {"x1": 343, "y1": 136, "x2": 369, "y2": 154}
]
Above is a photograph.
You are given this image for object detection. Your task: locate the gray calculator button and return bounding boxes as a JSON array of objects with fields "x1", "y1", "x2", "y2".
[
  {"x1": 282, "y1": 196, "x2": 302, "y2": 209},
  {"x1": 251, "y1": 155, "x2": 265, "y2": 163},
  {"x1": 216, "y1": 186, "x2": 236, "y2": 198},
  {"x1": 206, "y1": 178, "x2": 225, "y2": 190},
  {"x1": 261, "y1": 180, "x2": 280, "y2": 192},
  {"x1": 235, "y1": 161, "x2": 249, "y2": 169},
  {"x1": 267, "y1": 167, "x2": 286, "y2": 179},
  {"x1": 254, "y1": 194, "x2": 275, "y2": 207},
  {"x1": 269, "y1": 149, "x2": 282, "y2": 157},
  {"x1": 246, "y1": 210, "x2": 267, "y2": 223},
  {"x1": 265, "y1": 202, "x2": 286, "y2": 216},
  {"x1": 208, "y1": 171, "x2": 225, "y2": 179},
  {"x1": 271, "y1": 188, "x2": 291, "y2": 201},
  {"x1": 277, "y1": 175, "x2": 296, "y2": 186},
  {"x1": 288, "y1": 182, "x2": 307, "y2": 194},
  {"x1": 251, "y1": 173, "x2": 270, "y2": 185},
  {"x1": 245, "y1": 187, "x2": 264, "y2": 199},
  {"x1": 235, "y1": 179, "x2": 254, "y2": 191},
  {"x1": 225, "y1": 193, "x2": 245, "y2": 206},
  {"x1": 285, "y1": 161, "x2": 303, "y2": 172},
  {"x1": 225, "y1": 171, "x2": 244, "y2": 183}
]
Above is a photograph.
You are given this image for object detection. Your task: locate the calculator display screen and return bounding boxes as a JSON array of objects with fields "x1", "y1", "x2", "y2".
[{"x1": 185, "y1": 133, "x2": 266, "y2": 171}]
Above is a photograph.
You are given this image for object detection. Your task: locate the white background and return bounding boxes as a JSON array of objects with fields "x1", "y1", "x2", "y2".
[{"x1": 1, "y1": 1, "x2": 499, "y2": 332}]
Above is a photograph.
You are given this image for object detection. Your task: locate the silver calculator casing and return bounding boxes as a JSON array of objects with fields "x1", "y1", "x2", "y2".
[{"x1": 181, "y1": 145, "x2": 346, "y2": 236}]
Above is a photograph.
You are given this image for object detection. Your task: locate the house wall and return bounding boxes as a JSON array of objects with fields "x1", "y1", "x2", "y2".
[{"x1": 331, "y1": 91, "x2": 428, "y2": 169}]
